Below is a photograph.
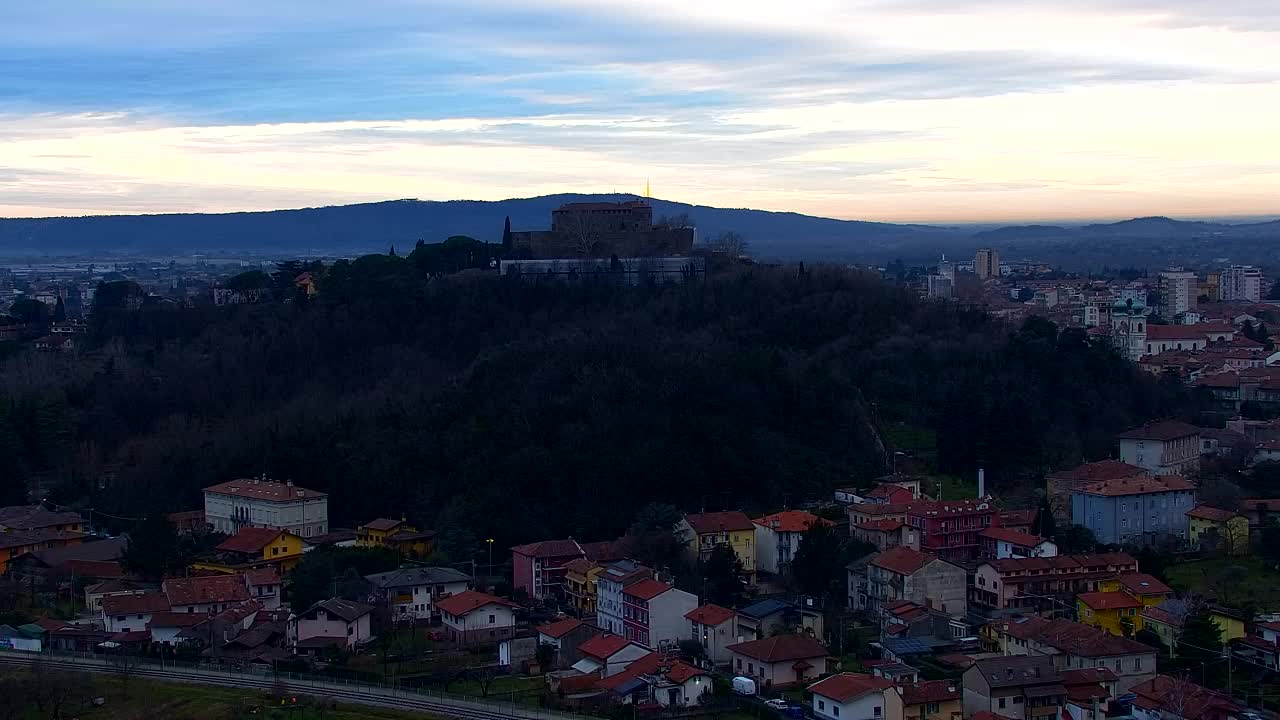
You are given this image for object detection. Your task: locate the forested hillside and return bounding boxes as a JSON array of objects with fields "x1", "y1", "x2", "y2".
[{"x1": 0, "y1": 259, "x2": 1196, "y2": 556}]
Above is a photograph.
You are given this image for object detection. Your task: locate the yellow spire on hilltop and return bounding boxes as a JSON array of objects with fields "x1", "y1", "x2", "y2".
[{"x1": 645, "y1": 178, "x2": 651, "y2": 199}]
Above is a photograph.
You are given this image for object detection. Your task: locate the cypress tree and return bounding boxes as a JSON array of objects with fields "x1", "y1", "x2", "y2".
[{"x1": 502, "y1": 216, "x2": 512, "y2": 252}]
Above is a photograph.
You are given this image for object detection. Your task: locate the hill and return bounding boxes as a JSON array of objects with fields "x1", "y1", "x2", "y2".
[{"x1": 0, "y1": 194, "x2": 955, "y2": 261}]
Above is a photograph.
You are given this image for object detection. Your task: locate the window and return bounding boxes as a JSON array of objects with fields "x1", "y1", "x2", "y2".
[
  {"x1": 489, "y1": 614, "x2": 496, "y2": 624},
  {"x1": 1014, "y1": 696, "x2": 1023, "y2": 704},
  {"x1": 998, "y1": 698, "x2": 1006, "y2": 709},
  {"x1": 925, "y1": 703, "x2": 939, "y2": 714},
  {"x1": 348, "y1": 625, "x2": 354, "y2": 635},
  {"x1": 116, "y1": 616, "x2": 125, "y2": 622},
  {"x1": 834, "y1": 707, "x2": 840, "y2": 717},
  {"x1": 1133, "y1": 657, "x2": 1142, "y2": 671},
  {"x1": 136, "y1": 614, "x2": 143, "y2": 620},
  {"x1": 748, "y1": 663, "x2": 754, "y2": 673},
  {"x1": 737, "y1": 659, "x2": 743, "y2": 670},
  {"x1": 818, "y1": 701, "x2": 825, "y2": 711},
  {"x1": 872, "y1": 707, "x2": 880, "y2": 718},
  {"x1": 273, "y1": 547, "x2": 280, "y2": 556}
]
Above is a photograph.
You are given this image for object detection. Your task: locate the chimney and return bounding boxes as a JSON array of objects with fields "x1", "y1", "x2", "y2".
[
  {"x1": 286, "y1": 480, "x2": 293, "y2": 487},
  {"x1": 977, "y1": 468, "x2": 986, "y2": 498}
]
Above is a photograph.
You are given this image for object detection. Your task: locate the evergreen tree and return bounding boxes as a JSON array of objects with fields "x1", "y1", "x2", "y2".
[
  {"x1": 1033, "y1": 497, "x2": 1057, "y2": 538},
  {"x1": 790, "y1": 521, "x2": 846, "y2": 599},
  {"x1": 52, "y1": 297, "x2": 66, "y2": 323},
  {"x1": 121, "y1": 514, "x2": 179, "y2": 580},
  {"x1": 1177, "y1": 604, "x2": 1224, "y2": 685},
  {"x1": 701, "y1": 545, "x2": 745, "y2": 607},
  {"x1": 1241, "y1": 320, "x2": 1257, "y2": 341},
  {"x1": 502, "y1": 216, "x2": 512, "y2": 252}
]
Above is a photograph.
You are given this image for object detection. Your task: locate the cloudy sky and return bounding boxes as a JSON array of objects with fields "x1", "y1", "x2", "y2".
[{"x1": 2, "y1": 1, "x2": 1278, "y2": 222}]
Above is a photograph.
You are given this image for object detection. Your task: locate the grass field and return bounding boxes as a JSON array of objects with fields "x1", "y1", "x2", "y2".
[
  {"x1": 1165, "y1": 556, "x2": 1280, "y2": 611},
  {"x1": 6, "y1": 672, "x2": 440, "y2": 720}
]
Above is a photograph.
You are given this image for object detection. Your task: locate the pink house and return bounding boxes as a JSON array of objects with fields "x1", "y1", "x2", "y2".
[{"x1": 512, "y1": 538, "x2": 585, "y2": 601}]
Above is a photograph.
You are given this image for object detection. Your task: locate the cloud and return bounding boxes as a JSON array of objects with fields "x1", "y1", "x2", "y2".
[{"x1": 0, "y1": 1, "x2": 1278, "y2": 221}]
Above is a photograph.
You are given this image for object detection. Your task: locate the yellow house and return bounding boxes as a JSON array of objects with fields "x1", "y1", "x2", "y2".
[
  {"x1": 1186, "y1": 506, "x2": 1250, "y2": 555},
  {"x1": 892, "y1": 679, "x2": 963, "y2": 720},
  {"x1": 564, "y1": 558, "x2": 604, "y2": 614},
  {"x1": 357, "y1": 518, "x2": 434, "y2": 557},
  {"x1": 1099, "y1": 573, "x2": 1173, "y2": 607},
  {"x1": 680, "y1": 512, "x2": 756, "y2": 579},
  {"x1": 1209, "y1": 606, "x2": 1247, "y2": 642},
  {"x1": 195, "y1": 526, "x2": 309, "y2": 573},
  {"x1": 1078, "y1": 591, "x2": 1144, "y2": 636}
]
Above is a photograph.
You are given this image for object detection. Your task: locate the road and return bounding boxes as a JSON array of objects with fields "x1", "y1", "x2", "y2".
[{"x1": 0, "y1": 650, "x2": 579, "y2": 720}]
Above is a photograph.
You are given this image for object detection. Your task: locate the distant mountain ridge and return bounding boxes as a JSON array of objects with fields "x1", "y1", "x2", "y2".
[{"x1": 0, "y1": 196, "x2": 1276, "y2": 265}]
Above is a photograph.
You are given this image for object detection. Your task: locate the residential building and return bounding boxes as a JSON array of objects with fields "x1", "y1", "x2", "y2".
[
  {"x1": 753, "y1": 510, "x2": 831, "y2": 575},
  {"x1": 979, "y1": 528, "x2": 1057, "y2": 560},
  {"x1": 847, "y1": 502, "x2": 912, "y2": 528},
  {"x1": 906, "y1": 498, "x2": 998, "y2": 562},
  {"x1": 726, "y1": 634, "x2": 832, "y2": 689},
  {"x1": 1185, "y1": 506, "x2": 1249, "y2": 555},
  {"x1": 997, "y1": 617, "x2": 1156, "y2": 693},
  {"x1": 511, "y1": 538, "x2": 585, "y2": 601},
  {"x1": 84, "y1": 579, "x2": 147, "y2": 614},
  {"x1": 1130, "y1": 675, "x2": 1242, "y2": 720},
  {"x1": 998, "y1": 509, "x2": 1039, "y2": 535},
  {"x1": 0, "y1": 529, "x2": 85, "y2": 574},
  {"x1": 1139, "y1": 602, "x2": 1186, "y2": 657},
  {"x1": 595, "y1": 560, "x2": 653, "y2": 636},
  {"x1": 202, "y1": 478, "x2": 329, "y2": 538},
  {"x1": 1046, "y1": 461, "x2": 1150, "y2": 526},
  {"x1": 1159, "y1": 269, "x2": 1197, "y2": 317},
  {"x1": 592, "y1": 651, "x2": 711, "y2": 708},
  {"x1": 853, "y1": 519, "x2": 919, "y2": 551},
  {"x1": 148, "y1": 611, "x2": 207, "y2": 645},
  {"x1": 1207, "y1": 605, "x2": 1247, "y2": 643},
  {"x1": 1116, "y1": 421, "x2": 1201, "y2": 476},
  {"x1": 573, "y1": 634, "x2": 650, "y2": 676},
  {"x1": 436, "y1": 590, "x2": 521, "y2": 645},
  {"x1": 564, "y1": 558, "x2": 604, "y2": 616},
  {"x1": 855, "y1": 546, "x2": 967, "y2": 618},
  {"x1": 198, "y1": 526, "x2": 308, "y2": 572},
  {"x1": 962, "y1": 655, "x2": 1065, "y2": 720},
  {"x1": 535, "y1": 618, "x2": 599, "y2": 669},
  {"x1": 807, "y1": 673, "x2": 895, "y2": 720},
  {"x1": 1077, "y1": 592, "x2": 1145, "y2": 636},
  {"x1": 1223, "y1": 265, "x2": 1263, "y2": 302},
  {"x1": 364, "y1": 566, "x2": 472, "y2": 622},
  {"x1": 101, "y1": 591, "x2": 170, "y2": 633},
  {"x1": 894, "y1": 679, "x2": 963, "y2": 720},
  {"x1": 685, "y1": 603, "x2": 736, "y2": 666},
  {"x1": 1098, "y1": 573, "x2": 1172, "y2": 608},
  {"x1": 620, "y1": 578, "x2": 697, "y2": 650},
  {"x1": 0, "y1": 506, "x2": 86, "y2": 533},
  {"x1": 970, "y1": 553, "x2": 1138, "y2": 612},
  {"x1": 163, "y1": 574, "x2": 252, "y2": 614},
  {"x1": 734, "y1": 598, "x2": 824, "y2": 643},
  {"x1": 677, "y1": 511, "x2": 756, "y2": 580},
  {"x1": 976, "y1": 248, "x2": 1001, "y2": 280},
  {"x1": 244, "y1": 567, "x2": 283, "y2": 610},
  {"x1": 293, "y1": 598, "x2": 373, "y2": 652},
  {"x1": 355, "y1": 518, "x2": 434, "y2": 556},
  {"x1": 1071, "y1": 475, "x2": 1196, "y2": 546}
]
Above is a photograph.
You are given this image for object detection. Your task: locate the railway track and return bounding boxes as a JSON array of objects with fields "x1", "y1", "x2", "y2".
[{"x1": 0, "y1": 652, "x2": 576, "y2": 720}]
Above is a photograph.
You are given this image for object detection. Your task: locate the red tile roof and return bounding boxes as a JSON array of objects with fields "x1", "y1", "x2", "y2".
[
  {"x1": 1130, "y1": 675, "x2": 1241, "y2": 718},
  {"x1": 203, "y1": 479, "x2": 325, "y2": 502},
  {"x1": 1003, "y1": 617, "x2": 1152, "y2": 657},
  {"x1": 684, "y1": 511, "x2": 755, "y2": 534},
  {"x1": 163, "y1": 575, "x2": 251, "y2": 606},
  {"x1": 1048, "y1": 460, "x2": 1148, "y2": 482},
  {"x1": 1077, "y1": 475, "x2": 1195, "y2": 497},
  {"x1": 1112, "y1": 573, "x2": 1172, "y2": 596},
  {"x1": 664, "y1": 660, "x2": 707, "y2": 684},
  {"x1": 855, "y1": 519, "x2": 905, "y2": 532},
  {"x1": 899, "y1": 679, "x2": 961, "y2": 706},
  {"x1": 102, "y1": 591, "x2": 170, "y2": 615},
  {"x1": 537, "y1": 618, "x2": 586, "y2": 639},
  {"x1": 435, "y1": 591, "x2": 520, "y2": 617},
  {"x1": 1187, "y1": 505, "x2": 1242, "y2": 523},
  {"x1": 1141, "y1": 605, "x2": 1185, "y2": 627},
  {"x1": 807, "y1": 673, "x2": 893, "y2": 703},
  {"x1": 579, "y1": 540, "x2": 626, "y2": 562},
  {"x1": 623, "y1": 579, "x2": 672, "y2": 601},
  {"x1": 754, "y1": 510, "x2": 831, "y2": 533},
  {"x1": 216, "y1": 527, "x2": 285, "y2": 554},
  {"x1": 727, "y1": 634, "x2": 829, "y2": 663},
  {"x1": 362, "y1": 518, "x2": 406, "y2": 531},
  {"x1": 685, "y1": 604, "x2": 735, "y2": 627},
  {"x1": 999, "y1": 509, "x2": 1038, "y2": 528},
  {"x1": 906, "y1": 498, "x2": 996, "y2": 518},
  {"x1": 979, "y1": 527, "x2": 1045, "y2": 547},
  {"x1": 1115, "y1": 420, "x2": 1201, "y2": 441},
  {"x1": 579, "y1": 633, "x2": 633, "y2": 660},
  {"x1": 870, "y1": 546, "x2": 931, "y2": 575},
  {"x1": 244, "y1": 567, "x2": 281, "y2": 587},
  {"x1": 510, "y1": 538, "x2": 584, "y2": 559},
  {"x1": 1146, "y1": 325, "x2": 1216, "y2": 341},
  {"x1": 1078, "y1": 591, "x2": 1143, "y2": 610},
  {"x1": 595, "y1": 653, "x2": 663, "y2": 691},
  {"x1": 563, "y1": 557, "x2": 597, "y2": 575}
]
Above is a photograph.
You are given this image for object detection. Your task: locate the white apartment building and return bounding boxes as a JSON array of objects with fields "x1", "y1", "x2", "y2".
[
  {"x1": 1159, "y1": 269, "x2": 1197, "y2": 317},
  {"x1": 1224, "y1": 265, "x2": 1263, "y2": 302},
  {"x1": 203, "y1": 477, "x2": 329, "y2": 538}
]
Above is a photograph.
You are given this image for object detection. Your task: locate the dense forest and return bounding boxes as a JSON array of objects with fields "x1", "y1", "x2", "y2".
[{"x1": 0, "y1": 256, "x2": 1196, "y2": 558}]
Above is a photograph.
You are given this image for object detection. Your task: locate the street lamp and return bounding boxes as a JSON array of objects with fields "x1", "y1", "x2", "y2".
[{"x1": 486, "y1": 538, "x2": 494, "y2": 580}]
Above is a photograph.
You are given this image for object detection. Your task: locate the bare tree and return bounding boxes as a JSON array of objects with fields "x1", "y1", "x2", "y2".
[
  {"x1": 0, "y1": 676, "x2": 30, "y2": 720},
  {"x1": 566, "y1": 212, "x2": 602, "y2": 256},
  {"x1": 658, "y1": 213, "x2": 694, "y2": 229},
  {"x1": 45, "y1": 672, "x2": 80, "y2": 720},
  {"x1": 110, "y1": 648, "x2": 139, "y2": 700},
  {"x1": 711, "y1": 231, "x2": 750, "y2": 258}
]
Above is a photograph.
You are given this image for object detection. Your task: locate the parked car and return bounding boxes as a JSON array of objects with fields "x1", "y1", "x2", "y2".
[{"x1": 764, "y1": 699, "x2": 789, "y2": 710}]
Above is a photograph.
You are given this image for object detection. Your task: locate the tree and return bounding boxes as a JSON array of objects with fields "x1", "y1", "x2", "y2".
[
  {"x1": 790, "y1": 521, "x2": 846, "y2": 598},
  {"x1": 1055, "y1": 524, "x2": 1097, "y2": 554},
  {"x1": 225, "y1": 270, "x2": 271, "y2": 292},
  {"x1": 1205, "y1": 564, "x2": 1248, "y2": 607},
  {"x1": 52, "y1": 297, "x2": 67, "y2": 323},
  {"x1": 1198, "y1": 476, "x2": 1245, "y2": 512},
  {"x1": 1261, "y1": 519, "x2": 1280, "y2": 570},
  {"x1": 502, "y1": 216, "x2": 513, "y2": 252},
  {"x1": 8, "y1": 298, "x2": 49, "y2": 324},
  {"x1": 536, "y1": 641, "x2": 557, "y2": 670},
  {"x1": 658, "y1": 213, "x2": 694, "y2": 229},
  {"x1": 678, "y1": 639, "x2": 706, "y2": 663},
  {"x1": 701, "y1": 545, "x2": 745, "y2": 607},
  {"x1": 1032, "y1": 497, "x2": 1056, "y2": 539},
  {"x1": 1177, "y1": 603, "x2": 1224, "y2": 684},
  {"x1": 338, "y1": 566, "x2": 370, "y2": 602},
  {"x1": 0, "y1": 676, "x2": 29, "y2": 720},
  {"x1": 710, "y1": 231, "x2": 749, "y2": 258},
  {"x1": 121, "y1": 513, "x2": 179, "y2": 580}
]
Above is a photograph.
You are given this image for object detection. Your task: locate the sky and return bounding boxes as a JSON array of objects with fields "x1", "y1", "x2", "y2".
[{"x1": 2, "y1": 0, "x2": 1279, "y2": 223}]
